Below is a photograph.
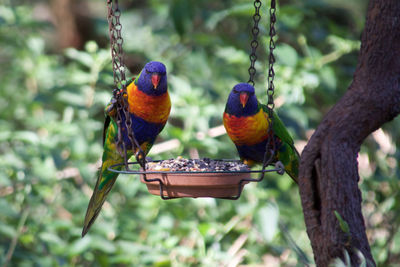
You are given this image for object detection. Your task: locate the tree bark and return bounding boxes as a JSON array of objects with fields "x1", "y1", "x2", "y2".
[
  {"x1": 50, "y1": 0, "x2": 82, "y2": 49},
  {"x1": 50, "y1": 0, "x2": 97, "y2": 50},
  {"x1": 298, "y1": 0, "x2": 400, "y2": 266}
]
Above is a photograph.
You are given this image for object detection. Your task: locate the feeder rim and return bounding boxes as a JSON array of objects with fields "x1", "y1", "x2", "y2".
[{"x1": 108, "y1": 160, "x2": 283, "y2": 175}]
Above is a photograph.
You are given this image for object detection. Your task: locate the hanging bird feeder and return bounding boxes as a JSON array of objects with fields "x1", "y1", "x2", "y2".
[{"x1": 106, "y1": 0, "x2": 284, "y2": 199}]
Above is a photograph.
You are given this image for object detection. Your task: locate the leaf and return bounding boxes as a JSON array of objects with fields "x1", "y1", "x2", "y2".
[
  {"x1": 334, "y1": 210, "x2": 350, "y2": 234},
  {"x1": 0, "y1": 222, "x2": 17, "y2": 238},
  {"x1": 275, "y1": 44, "x2": 298, "y2": 67},
  {"x1": 69, "y1": 236, "x2": 91, "y2": 256},
  {"x1": 90, "y1": 236, "x2": 117, "y2": 253},
  {"x1": 65, "y1": 48, "x2": 94, "y2": 68},
  {"x1": 39, "y1": 232, "x2": 65, "y2": 247},
  {"x1": 0, "y1": 199, "x2": 18, "y2": 217},
  {"x1": 14, "y1": 131, "x2": 40, "y2": 144},
  {"x1": 215, "y1": 46, "x2": 248, "y2": 64},
  {"x1": 279, "y1": 6, "x2": 305, "y2": 29},
  {"x1": 56, "y1": 91, "x2": 87, "y2": 107},
  {"x1": 320, "y1": 66, "x2": 337, "y2": 90},
  {"x1": 170, "y1": 0, "x2": 194, "y2": 36},
  {"x1": 27, "y1": 37, "x2": 45, "y2": 55},
  {"x1": 0, "y1": 6, "x2": 16, "y2": 23},
  {"x1": 198, "y1": 223, "x2": 212, "y2": 237},
  {"x1": 256, "y1": 203, "x2": 279, "y2": 242},
  {"x1": 154, "y1": 259, "x2": 172, "y2": 267},
  {"x1": 206, "y1": 4, "x2": 253, "y2": 30}
]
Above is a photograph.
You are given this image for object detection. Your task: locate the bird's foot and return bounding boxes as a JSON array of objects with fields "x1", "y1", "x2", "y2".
[
  {"x1": 105, "y1": 88, "x2": 124, "y2": 116},
  {"x1": 105, "y1": 97, "x2": 118, "y2": 116},
  {"x1": 133, "y1": 150, "x2": 148, "y2": 165},
  {"x1": 243, "y1": 159, "x2": 256, "y2": 167}
]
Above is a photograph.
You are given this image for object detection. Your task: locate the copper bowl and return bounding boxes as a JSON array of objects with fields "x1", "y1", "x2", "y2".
[{"x1": 140, "y1": 172, "x2": 250, "y2": 198}]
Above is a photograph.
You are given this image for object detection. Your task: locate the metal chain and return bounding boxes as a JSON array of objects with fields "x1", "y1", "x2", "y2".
[
  {"x1": 114, "y1": 91, "x2": 128, "y2": 168},
  {"x1": 107, "y1": 0, "x2": 146, "y2": 169},
  {"x1": 247, "y1": 0, "x2": 262, "y2": 86},
  {"x1": 107, "y1": 0, "x2": 126, "y2": 88},
  {"x1": 267, "y1": 0, "x2": 276, "y2": 117},
  {"x1": 260, "y1": 0, "x2": 281, "y2": 174}
]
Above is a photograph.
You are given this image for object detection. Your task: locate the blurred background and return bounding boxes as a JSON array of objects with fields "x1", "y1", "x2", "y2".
[{"x1": 1, "y1": 0, "x2": 399, "y2": 266}]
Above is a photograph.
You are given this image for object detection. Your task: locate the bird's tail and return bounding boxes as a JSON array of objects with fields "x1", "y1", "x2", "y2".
[
  {"x1": 81, "y1": 159, "x2": 121, "y2": 237},
  {"x1": 288, "y1": 145, "x2": 300, "y2": 184},
  {"x1": 286, "y1": 166, "x2": 299, "y2": 184},
  {"x1": 279, "y1": 143, "x2": 299, "y2": 184}
]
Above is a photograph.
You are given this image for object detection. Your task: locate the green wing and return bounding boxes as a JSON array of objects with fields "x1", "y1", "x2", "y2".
[
  {"x1": 103, "y1": 115, "x2": 111, "y2": 146},
  {"x1": 260, "y1": 103, "x2": 299, "y2": 183},
  {"x1": 260, "y1": 103, "x2": 294, "y2": 146}
]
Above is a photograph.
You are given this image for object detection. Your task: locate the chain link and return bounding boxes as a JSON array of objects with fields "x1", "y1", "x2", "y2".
[
  {"x1": 267, "y1": 0, "x2": 276, "y2": 117},
  {"x1": 247, "y1": 0, "x2": 262, "y2": 86},
  {"x1": 107, "y1": 0, "x2": 146, "y2": 169},
  {"x1": 107, "y1": 0, "x2": 126, "y2": 88},
  {"x1": 261, "y1": 0, "x2": 278, "y2": 172}
]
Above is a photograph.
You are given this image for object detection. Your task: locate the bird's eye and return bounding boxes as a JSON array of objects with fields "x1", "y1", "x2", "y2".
[
  {"x1": 145, "y1": 69, "x2": 151, "y2": 74},
  {"x1": 233, "y1": 89, "x2": 238, "y2": 93}
]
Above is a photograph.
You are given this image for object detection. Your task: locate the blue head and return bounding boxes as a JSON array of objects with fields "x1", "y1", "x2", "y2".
[
  {"x1": 225, "y1": 83, "x2": 259, "y2": 116},
  {"x1": 136, "y1": 61, "x2": 168, "y2": 96}
]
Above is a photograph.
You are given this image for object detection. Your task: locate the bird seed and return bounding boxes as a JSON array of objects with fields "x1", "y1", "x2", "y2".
[{"x1": 145, "y1": 156, "x2": 250, "y2": 172}]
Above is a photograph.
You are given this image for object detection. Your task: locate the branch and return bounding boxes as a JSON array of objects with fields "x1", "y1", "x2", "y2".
[{"x1": 299, "y1": 0, "x2": 400, "y2": 265}]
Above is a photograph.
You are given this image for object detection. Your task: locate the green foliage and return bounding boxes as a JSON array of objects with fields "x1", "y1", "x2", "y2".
[{"x1": 1, "y1": 0, "x2": 399, "y2": 266}]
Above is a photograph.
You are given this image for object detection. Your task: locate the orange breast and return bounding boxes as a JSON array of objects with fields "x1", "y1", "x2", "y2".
[
  {"x1": 127, "y1": 82, "x2": 171, "y2": 124},
  {"x1": 223, "y1": 109, "x2": 270, "y2": 146}
]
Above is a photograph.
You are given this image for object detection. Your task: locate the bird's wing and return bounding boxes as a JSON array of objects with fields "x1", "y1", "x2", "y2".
[
  {"x1": 260, "y1": 104, "x2": 294, "y2": 146},
  {"x1": 102, "y1": 116, "x2": 111, "y2": 146},
  {"x1": 102, "y1": 78, "x2": 136, "y2": 146}
]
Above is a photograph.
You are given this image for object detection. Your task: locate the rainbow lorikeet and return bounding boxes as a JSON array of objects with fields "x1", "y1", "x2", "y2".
[
  {"x1": 223, "y1": 83, "x2": 299, "y2": 183},
  {"x1": 82, "y1": 61, "x2": 171, "y2": 237}
]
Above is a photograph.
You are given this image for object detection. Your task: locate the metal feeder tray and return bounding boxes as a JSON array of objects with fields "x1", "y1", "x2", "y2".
[{"x1": 108, "y1": 159, "x2": 284, "y2": 200}]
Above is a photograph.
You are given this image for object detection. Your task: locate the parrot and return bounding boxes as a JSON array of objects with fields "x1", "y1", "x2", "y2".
[
  {"x1": 82, "y1": 61, "x2": 171, "y2": 237},
  {"x1": 223, "y1": 83, "x2": 299, "y2": 183}
]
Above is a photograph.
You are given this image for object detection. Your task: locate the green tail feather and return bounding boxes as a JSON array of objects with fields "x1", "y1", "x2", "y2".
[
  {"x1": 82, "y1": 118, "x2": 126, "y2": 237},
  {"x1": 82, "y1": 159, "x2": 122, "y2": 237}
]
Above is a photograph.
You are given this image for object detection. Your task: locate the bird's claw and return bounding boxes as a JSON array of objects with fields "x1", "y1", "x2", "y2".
[
  {"x1": 106, "y1": 89, "x2": 126, "y2": 116},
  {"x1": 105, "y1": 98, "x2": 117, "y2": 115},
  {"x1": 112, "y1": 88, "x2": 124, "y2": 97},
  {"x1": 275, "y1": 161, "x2": 285, "y2": 175}
]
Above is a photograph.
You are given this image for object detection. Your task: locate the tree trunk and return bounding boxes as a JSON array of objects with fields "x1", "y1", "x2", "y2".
[{"x1": 298, "y1": 0, "x2": 400, "y2": 266}]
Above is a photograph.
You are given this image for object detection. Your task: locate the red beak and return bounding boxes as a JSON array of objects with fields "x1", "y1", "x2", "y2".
[
  {"x1": 239, "y1": 92, "x2": 249, "y2": 108},
  {"x1": 151, "y1": 74, "x2": 161, "y2": 89}
]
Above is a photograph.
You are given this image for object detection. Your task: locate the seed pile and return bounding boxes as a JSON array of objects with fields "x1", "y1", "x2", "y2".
[{"x1": 146, "y1": 157, "x2": 250, "y2": 172}]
